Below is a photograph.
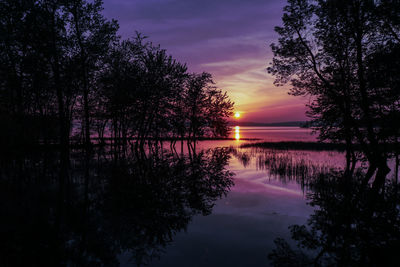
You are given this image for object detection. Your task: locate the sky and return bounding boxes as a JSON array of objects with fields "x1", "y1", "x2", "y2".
[{"x1": 102, "y1": 0, "x2": 309, "y2": 123}]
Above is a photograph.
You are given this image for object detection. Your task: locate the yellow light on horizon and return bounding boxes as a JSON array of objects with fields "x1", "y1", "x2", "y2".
[{"x1": 234, "y1": 112, "x2": 241, "y2": 118}]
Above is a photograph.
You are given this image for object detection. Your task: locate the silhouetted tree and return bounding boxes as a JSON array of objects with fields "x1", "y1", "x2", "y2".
[
  {"x1": 269, "y1": 0, "x2": 400, "y2": 189},
  {"x1": 0, "y1": 0, "x2": 234, "y2": 150},
  {"x1": 186, "y1": 72, "x2": 234, "y2": 150},
  {"x1": 0, "y1": 0, "x2": 62, "y2": 145},
  {"x1": 137, "y1": 41, "x2": 188, "y2": 146},
  {"x1": 64, "y1": 0, "x2": 118, "y2": 148}
]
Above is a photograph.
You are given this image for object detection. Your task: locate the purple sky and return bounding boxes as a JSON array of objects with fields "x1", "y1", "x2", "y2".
[{"x1": 102, "y1": 0, "x2": 308, "y2": 123}]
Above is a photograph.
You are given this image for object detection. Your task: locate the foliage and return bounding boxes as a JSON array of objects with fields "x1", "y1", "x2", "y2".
[
  {"x1": 0, "y1": 0, "x2": 234, "y2": 149},
  {"x1": 268, "y1": 0, "x2": 400, "y2": 188}
]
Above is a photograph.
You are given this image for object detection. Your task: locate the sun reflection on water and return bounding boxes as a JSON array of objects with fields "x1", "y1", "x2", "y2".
[{"x1": 235, "y1": 126, "x2": 240, "y2": 140}]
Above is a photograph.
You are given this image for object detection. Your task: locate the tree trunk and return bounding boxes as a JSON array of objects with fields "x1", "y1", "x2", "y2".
[
  {"x1": 372, "y1": 160, "x2": 391, "y2": 191},
  {"x1": 72, "y1": 3, "x2": 91, "y2": 149}
]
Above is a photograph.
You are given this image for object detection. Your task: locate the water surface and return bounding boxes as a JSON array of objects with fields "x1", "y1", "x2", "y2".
[
  {"x1": 142, "y1": 128, "x2": 345, "y2": 266},
  {"x1": 231, "y1": 126, "x2": 316, "y2": 142},
  {"x1": 197, "y1": 126, "x2": 316, "y2": 150},
  {"x1": 2, "y1": 127, "x2": 348, "y2": 266}
]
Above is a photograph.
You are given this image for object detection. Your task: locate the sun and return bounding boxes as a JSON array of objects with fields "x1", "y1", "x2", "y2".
[{"x1": 234, "y1": 112, "x2": 241, "y2": 118}]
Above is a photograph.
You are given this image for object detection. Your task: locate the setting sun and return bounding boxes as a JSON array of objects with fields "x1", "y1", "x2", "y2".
[{"x1": 234, "y1": 112, "x2": 241, "y2": 118}]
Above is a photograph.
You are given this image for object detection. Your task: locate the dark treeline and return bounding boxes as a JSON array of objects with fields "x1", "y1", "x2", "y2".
[
  {"x1": 269, "y1": 0, "x2": 400, "y2": 191},
  {"x1": 0, "y1": 147, "x2": 233, "y2": 266},
  {"x1": 0, "y1": 0, "x2": 234, "y2": 150}
]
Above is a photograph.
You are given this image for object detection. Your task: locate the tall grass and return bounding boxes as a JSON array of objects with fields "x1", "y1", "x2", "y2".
[{"x1": 230, "y1": 147, "x2": 342, "y2": 187}]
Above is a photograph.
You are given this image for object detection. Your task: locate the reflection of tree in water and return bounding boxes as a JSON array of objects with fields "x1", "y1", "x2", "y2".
[
  {"x1": 231, "y1": 146, "x2": 400, "y2": 265},
  {"x1": 0, "y1": 147, "x2": 233, "y2": 266},
  {"x1": 269, "y1": 171, "x2": 400, "y2": 266}
]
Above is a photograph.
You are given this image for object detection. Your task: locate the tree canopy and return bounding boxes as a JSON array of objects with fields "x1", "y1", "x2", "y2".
[
  {"x1": 0, "y1": 0, "x2": 234, "y2": 150},
  {"x1": 268, "y1": 0, "x2": 400, "y2": 189}
]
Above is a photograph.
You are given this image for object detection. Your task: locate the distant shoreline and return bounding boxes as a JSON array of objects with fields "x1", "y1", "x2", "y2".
[
  {"x1": 228, "y1": 121, "x2": 310, "y2": 127},
  {"x1": 240, "y1": 141, "x2": 346, "y2": 151}
]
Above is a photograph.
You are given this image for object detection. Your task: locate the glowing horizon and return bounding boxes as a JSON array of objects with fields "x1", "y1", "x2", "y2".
[{"x1": 102, "y1": 0, "x2": 309, "y2": 123}]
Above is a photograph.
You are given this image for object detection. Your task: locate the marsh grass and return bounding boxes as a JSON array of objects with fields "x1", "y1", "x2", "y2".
[{"x1": 231, "y1": 147, "x2": 341, "y2": 187}]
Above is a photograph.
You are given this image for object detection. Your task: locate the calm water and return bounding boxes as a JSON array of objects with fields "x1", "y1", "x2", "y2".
[
  {"x1": 137, "y1": 127, "x2": 344, "y2": 267},
  {"x1": 197, "y1": 126, "x2": 317, "y2": 150},
  {"x1": 231, "y1": 126, "x2": 317, "y2": 142},
  {"x1": 2, "y1": 127, "x2": 352, "y2": 266},
  {"x1": 144, "y1": 151, "x2": 343, "y2": 267}
]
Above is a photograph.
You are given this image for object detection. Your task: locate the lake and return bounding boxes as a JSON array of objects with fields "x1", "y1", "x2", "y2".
[
  {"x1": 123, "y1": 127, "x2": 345, "y2": 266},
  {"x1": 143, "y1": 127, "x2": 398, "y2": 267},
  {"x1": 230, "y1": 126, "x2": 317, "y2": 142},
  {"x1": 196, "y1": 126, "x2": 317, "y2": 150},
  {"x1": 3, "y1": 126, "x2": 381, "y2": 266}
]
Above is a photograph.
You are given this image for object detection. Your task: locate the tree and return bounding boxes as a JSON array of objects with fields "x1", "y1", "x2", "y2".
[
  {"x1": 0, "y1": 0, "x2": 62, "y2": 145},
  {"x1": 268, "y1": 0, "x2": 400, "y2": 189},
  {"x1": 0, "y1": 0, "x2": 234, "y2": 151},
  {"x1": 64, "y1": 0, "x2": 118, "y2": 148},
  {"x1": 185, "y1": 73, "x2": 233, "y2": 145}
]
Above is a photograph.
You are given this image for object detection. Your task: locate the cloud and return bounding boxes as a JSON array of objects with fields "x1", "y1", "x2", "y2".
[{"x1": 102, "y1": 0, "x2": 306, "y2": 122}]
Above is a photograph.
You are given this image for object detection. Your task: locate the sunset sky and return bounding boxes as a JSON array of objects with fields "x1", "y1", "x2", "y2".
[{"x1": 102, "y1": 0, "x2": 309, "y2": 123}]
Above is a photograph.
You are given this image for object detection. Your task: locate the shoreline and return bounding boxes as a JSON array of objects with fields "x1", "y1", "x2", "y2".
[{"x1": 240, "y1": 141, "x2": 346, "y2": 151}]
